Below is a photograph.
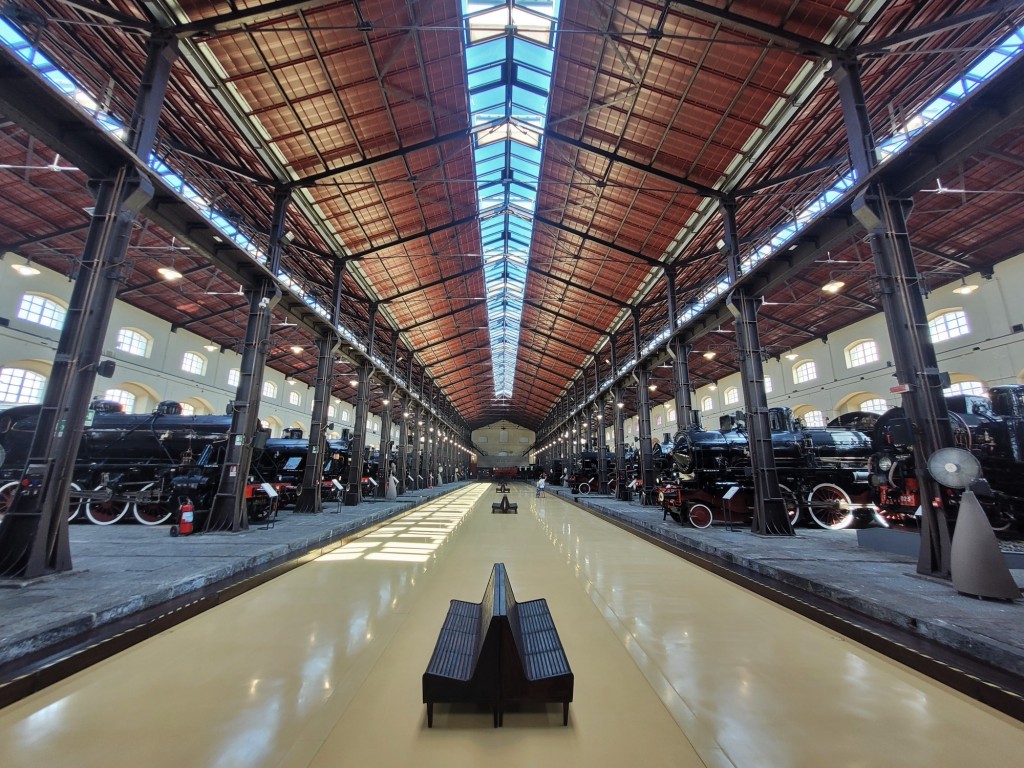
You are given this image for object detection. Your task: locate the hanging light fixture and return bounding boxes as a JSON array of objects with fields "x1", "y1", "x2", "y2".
[
  {"x1": 953, "y1": 278, "x2": 978, "y2": 295},
  {"x1": 822, "y1": 279, "x2": 845, "y2": 294},
  {"x1": 158, "y1": 266, "x2": 183, "y2": 281},
  {"x1": 11, "y1": 257, "x2": 40, "y2": 276}
]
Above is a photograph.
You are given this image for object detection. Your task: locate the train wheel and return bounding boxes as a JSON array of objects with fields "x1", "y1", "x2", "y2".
[
  {"x1": 133, "y1": 482, "x2": 174, "y2": 525},
  {"x1": 67, "y1": 482, "x2": 82, "y2": 522},
  {"x1": 779, "y1": 484, "x2": 800, "y2": 526},
  {"x1": 688, "y1": 503, "x2": 713, "y2": 529},
  {"x1": 578, "y1": 482, "x2": 590, "y2": 495},
  {"x1": 0, "y1": 481, "x2": 17, "y2": 524},
  {"x1": 807, "y1": 483, "x2": 855, "y2": 530},
  {"x1": 85, "y1": 486, "x2": 129, "y2": 525}
]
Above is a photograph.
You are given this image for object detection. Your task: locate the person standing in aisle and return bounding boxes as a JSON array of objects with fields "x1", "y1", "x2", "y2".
[{"x1": 536, "y1": 473, "x2": 546, "y2": 498}]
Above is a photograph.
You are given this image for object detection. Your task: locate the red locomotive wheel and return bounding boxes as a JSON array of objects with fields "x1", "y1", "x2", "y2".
[
  {"x1": 807, "y1": 483, "x2": 854, "y2": 530},
  {"x1": 85, "y1": 486, "x2": 130, "y2": 525},
  {"x1": 688, "y1": 503, "x2": 713, "y2": 529},
  {"x1": 133, "y1": 482, "x2": 175, "y2": 525}
]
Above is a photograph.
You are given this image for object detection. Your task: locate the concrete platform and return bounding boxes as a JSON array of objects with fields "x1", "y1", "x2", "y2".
[
  {"x1": 3, "y1": 478, "x2": 1024, "y2": 717},
  {"x1": 0, "y1": 485, "x2": 463, "y2": 692}
]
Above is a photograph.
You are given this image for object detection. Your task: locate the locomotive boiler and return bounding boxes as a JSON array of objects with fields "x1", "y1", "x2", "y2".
[
  {"x1": 0, "y1": 400, "x2": 274, "y2": 526},
  {"x1": 250, "y1": 435, "x2": 352, "y2": 505},
  {"x1": 660, "y1": 407, "x2": 877, "y2": 529},
  {"x1": 869, "y1": 385, "x2": 1024, "y2": 531}
]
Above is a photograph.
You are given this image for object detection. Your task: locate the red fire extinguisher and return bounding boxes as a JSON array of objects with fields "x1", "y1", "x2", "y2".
[{"x1": 171, "y1": 498, "x2": 194, "y2": 537}]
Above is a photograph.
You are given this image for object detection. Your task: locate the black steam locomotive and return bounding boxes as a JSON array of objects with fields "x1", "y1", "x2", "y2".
[
  {"x1": 659, "y1": 407, "x2": 877, "y2": 529},
  {"x1": 869, "y1": 385, "x2": 1024, "y2": 531},
  {"x1": 0, "y1": 400, "x2": 277, "y2": 525},
  {"x1": 250, "y1": 435, "x2": 353, "y2": 505}
]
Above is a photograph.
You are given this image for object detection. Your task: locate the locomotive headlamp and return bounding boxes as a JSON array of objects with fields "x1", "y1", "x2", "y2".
[{"x1": 877, "y1": 455, "x2": 893, "y2": 471}]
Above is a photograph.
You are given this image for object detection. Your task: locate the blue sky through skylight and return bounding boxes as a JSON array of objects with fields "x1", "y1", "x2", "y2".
[{"x1": 461, "y1": 0, "x2": 560, "y2": 399}]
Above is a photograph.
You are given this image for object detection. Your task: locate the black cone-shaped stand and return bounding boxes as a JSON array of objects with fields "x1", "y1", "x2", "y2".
[{"x1": 951, "y1": 490, "x2": 1019, "y2": 600}]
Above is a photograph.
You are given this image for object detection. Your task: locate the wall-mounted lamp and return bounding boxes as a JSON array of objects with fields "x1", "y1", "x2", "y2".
[{"x1": 784, "y1": 352, "x2": 799, "y2": 361}]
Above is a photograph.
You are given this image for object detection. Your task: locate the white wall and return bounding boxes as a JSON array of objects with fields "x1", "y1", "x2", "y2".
[
  {"x1": 592, "y1": 253, "x2": 1024, "y2": 449},
  {"x1": 0, "y1": 261, "x2": 370, "y2": 437},
  {"x1": 471, "y1": 420, "x2": 535, "y2": 469}
]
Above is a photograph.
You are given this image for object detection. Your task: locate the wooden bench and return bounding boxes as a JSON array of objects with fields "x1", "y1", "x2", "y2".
[
  {"x1": 422, "y1": 563, "x2": 573, "y2": 728},
  {"x1": 499, "y1": 574, "x2": 574, "y2": 726},
  {"x1": 422, "y1": 565, "x2": 503, "y2": 727},
  {"x1": 491, "y1": 494, "x2": 518, "y2": 513}
]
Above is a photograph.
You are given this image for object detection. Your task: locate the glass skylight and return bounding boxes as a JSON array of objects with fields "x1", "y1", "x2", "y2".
[{"x1": 462, "y1": 0, "x2": 560, "y2": 398}]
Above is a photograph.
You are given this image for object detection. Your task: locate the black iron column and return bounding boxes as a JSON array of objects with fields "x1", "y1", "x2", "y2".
[
  {"x1": 722, "y1": 200, "x2": 792, "y2": 535},
  {"x1": 669, "y1": 337, "x2": 698, "y2": 431},
  {"x1": 207, "y1": 189, "x2": 288, "y2": 531},
  {"x1": 0, "y1": 36, "x2": 178, "y2": 576},
  {"x1": 397, "y1": 397, "x2": 409, "y2": 495},
  {"x1": 613, "y1": 386, "x2": 629, "y2": 501},
  {"x1": 294, "y1": 331, "x2": 339, "y2": 512},
  {"x1": 377, "y1": 386, "x2": 394, "y2": 497},
  {"x1": 833, "y1": 58, "x2": 955, "y2": 575},
  {"x1": 410, "y1": 407, "x2": 422, "y2": 490},
  {"x1": 635, "y1": 365, "x2": 656, "y2": 504},
  {"x1": 727, "y1": 290, "x2": 793, "y2": 535},
  {"x1": 344, "y1": 364, "x2": 372, "y2": 505}
]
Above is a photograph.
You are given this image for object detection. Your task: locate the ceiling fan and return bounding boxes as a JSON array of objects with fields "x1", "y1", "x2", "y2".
[{"x1": 204, "y1": 283, "x2": 245, "y2": 296}]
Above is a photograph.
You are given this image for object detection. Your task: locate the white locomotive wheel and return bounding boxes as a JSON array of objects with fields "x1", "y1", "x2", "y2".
[
  {"x1": 85, "y1": 485, "x2": 130, "y2": 525},
  {"x1": 132, "y1": 482, "x2": 174, "y2": 525},
  {"x1": 807, "y1": 483, "x2": 855, "y2": 530},
  {"x1": 779, "y1": 483, "x2": 800, "y2": 526},
  {"x1": 0, "y1": 480, "x2": 17, "y2": 525},
  {"x1": 578, "y1": 482, "x2": 590, "y2": 495},
  {"x1": 688, "y1": 503, "x2": 713, "y2": 529}
]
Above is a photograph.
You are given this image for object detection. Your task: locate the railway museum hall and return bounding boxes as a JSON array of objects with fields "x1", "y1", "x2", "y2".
[{"x1": 2, "y1": 1, "x2": 1024, "y2": 766}]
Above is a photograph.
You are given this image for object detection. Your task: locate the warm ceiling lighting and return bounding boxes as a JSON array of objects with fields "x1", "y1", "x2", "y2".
[
  {"x1": 703, "y1": 351, "x2": 716, "y2": 360},
  {"x1": 953, "y1": 279, "x2": 978, "y2": 295},
  {"x1": 203, "y1": 344, "x2": 218, "y2": 352},
  {"x1": 785, "y1": 352, "x2": 799, "y2": 361},
  {"x1": 822, "y1": 279, "x2": 845, "y2": 294},
  {"x1": 349, "y1": 379, "x2": 358, "y2": 386},
  {"x1": 290, "y1": 345, "x2": 303, "y2": 354},
  {"x1": 157, "y1": 267, "x2": 183, "y2": 280},
  {"x1": 648, "y1": 384, "x2": 657, "y2": 391},
  {"x1": 11, "y1": 262, "x2": 40, "y2": 276},
  {"x1": 708, "y1": 384, "x2": 717, "y2": 391}
]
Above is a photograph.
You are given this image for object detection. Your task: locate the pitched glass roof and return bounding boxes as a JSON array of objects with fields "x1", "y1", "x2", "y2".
[{"x1": 462, "y1": 0, "x2": 560, "y2": 399}]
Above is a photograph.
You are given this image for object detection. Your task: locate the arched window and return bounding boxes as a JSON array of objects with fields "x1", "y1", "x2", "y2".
[
  {"x1": 341, "y1": 410, "x2": 350, "y2": 422},
  {"x1": 763, "y1": 376, "x2": 773, "y2": 394},
  {"x1": 845, "y1": 339, "x2": 879, "y2": 368},
  {"x1": 860, "y1": 398, "x2": 888, "y2": 414},
  {"x1": 17, "y1": 293, "x2": 66, "y2": 330},
  {"x1": 0, "y1": 367, "x2": 46, "y2": 403},
  {"x1": 667, "y1": 409, "x2": 676, "y2": 422},
  {"x1": 181, "y1": 352, "x2": 207, "y2": 376},
  {"x1": 115, "y1": 328, "x2": 151, "y2": 357},
  {"x1": 328, "y1": 405, "x2": 337, "y2": 418},
  {"x1": 104, "y1": 388, "x2": 136, "y2": 413},
  {"x1": 793, "y1": 360, "x2": 817, "y2": 384},
  {"x1": 723, "y1": 386, "x2": 740, "y2": 405},
  {"x1": 944, "y1": 380, "x2": 985, "y2": 396},
  {"x1": 179, "y1": 402, "x2": 196, "y2": 416},
  {"x1": 929, "y1": 309, "x2": 969, "y2": 342},
  {"x1": 801, "y1": 410, "x2": 826, "y2": 427},
  {"x1": 262, "y1": 381, "x2": 278, "y2": 399},
  {"x1": 288, "y1": 390, "x2": 301, "y2": 406},
  {"x1": 700, "y1": 396, "x2": 713, "y2": 412},
  {"x1": 227, "y1": 368, "x2": 240, "y2": 387}
]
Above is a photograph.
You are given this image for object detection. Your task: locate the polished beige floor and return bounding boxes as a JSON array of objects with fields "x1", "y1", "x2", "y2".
[{"x1": 2, "y1": 483, "x2": 1023, "y2": 767}]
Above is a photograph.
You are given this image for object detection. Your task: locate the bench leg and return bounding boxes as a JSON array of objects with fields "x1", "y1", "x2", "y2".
[
  {"x1": 427, "y1": 702, "x2": 433, "y2": 728},
  {"x1": 563, "y1": 701, "x2": 569, "y2": 726}
]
